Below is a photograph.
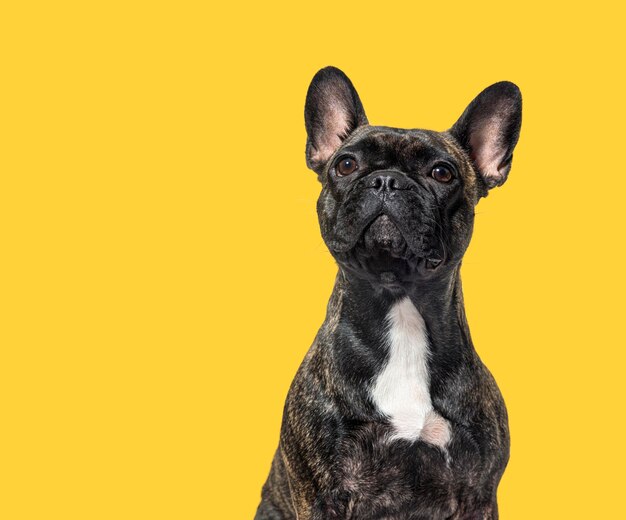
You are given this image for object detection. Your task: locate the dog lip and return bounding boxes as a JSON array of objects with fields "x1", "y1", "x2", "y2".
[
  {"x1": 329, "y1": 214, "x2": 446, "y2": 274},
  {"x1": 328, "y1": 212, "x2": 388, "y2": 254}
]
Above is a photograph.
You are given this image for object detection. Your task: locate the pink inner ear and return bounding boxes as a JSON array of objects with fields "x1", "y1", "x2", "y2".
[
  {"x1": 310, "y1": 101, "x2": 351, "y2": 165},
  {"x1": 469, "y1": 116, "x2": 507, "y2": 187}
]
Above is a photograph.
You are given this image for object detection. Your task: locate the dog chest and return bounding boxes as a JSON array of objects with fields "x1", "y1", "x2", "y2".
[{"x1": 370, "y1": 297, "x2": 450, "y2": 447}]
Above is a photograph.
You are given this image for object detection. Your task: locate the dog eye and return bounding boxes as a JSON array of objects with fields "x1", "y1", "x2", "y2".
[
  {"x1": 431, "y1": 165, "x2": 453, "y2": 183},
  {"x1": 336, "y1": 157, "x2": 359, "y2": 176}
]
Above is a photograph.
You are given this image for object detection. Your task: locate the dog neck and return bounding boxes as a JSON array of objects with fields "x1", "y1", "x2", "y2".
[
  {"x1": 330, "y1": 265, "x2": 473, "y2": 352},
  {"x1": 320, "y1": 265, "x2": 478, "y2": 401}
]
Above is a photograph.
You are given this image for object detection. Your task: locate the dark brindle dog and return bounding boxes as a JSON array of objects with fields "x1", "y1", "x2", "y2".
[{"x1": 255, "y1": 67, "x2": 522, "y2": 520}]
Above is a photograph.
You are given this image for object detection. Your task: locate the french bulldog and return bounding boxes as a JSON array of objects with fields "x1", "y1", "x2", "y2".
[{"x1": 255, "y1": 66, "x2": 522, "y2": 520}]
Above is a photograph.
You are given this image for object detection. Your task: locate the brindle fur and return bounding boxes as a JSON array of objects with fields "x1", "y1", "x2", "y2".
[{"x1": 256, "y1": 67, "x2": 522, "y2": 520}]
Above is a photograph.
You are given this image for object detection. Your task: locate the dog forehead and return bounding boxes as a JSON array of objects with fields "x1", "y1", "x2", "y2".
[{"x1": 343, "y1": 126, "x2": 459, "y2": 162}]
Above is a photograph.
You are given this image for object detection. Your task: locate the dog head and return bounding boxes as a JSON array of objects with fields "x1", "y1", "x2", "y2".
[{"x1": 304, "y1": 67, "x2": 522, "y2": 287}]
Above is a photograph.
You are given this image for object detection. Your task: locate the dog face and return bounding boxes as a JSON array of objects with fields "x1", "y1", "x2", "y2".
[{"x1": 304, "y1": 67, "x2": 522, "y2": 287}]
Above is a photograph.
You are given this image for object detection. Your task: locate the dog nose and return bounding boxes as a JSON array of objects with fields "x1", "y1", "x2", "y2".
[{"x1": 368, "y1": 172, "x2": 405, "y2": 192}]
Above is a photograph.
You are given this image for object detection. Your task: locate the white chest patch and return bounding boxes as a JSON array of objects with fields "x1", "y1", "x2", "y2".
[{"x1": 370, "y1": 297, "x2": 450, "y2": 446}]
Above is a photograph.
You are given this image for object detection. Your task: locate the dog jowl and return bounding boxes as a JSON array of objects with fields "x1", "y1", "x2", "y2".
[{"x1": 255, "y1": 67, "x2": 522, "y2": 520}]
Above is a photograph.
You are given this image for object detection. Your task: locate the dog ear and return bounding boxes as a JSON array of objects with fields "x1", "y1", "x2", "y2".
[
  {"x1": 449, "y1": 82, "x2": 522, "y2": 190},
  {"x1": 305, "y1": 67, "x2": 368, "y2": 175}
]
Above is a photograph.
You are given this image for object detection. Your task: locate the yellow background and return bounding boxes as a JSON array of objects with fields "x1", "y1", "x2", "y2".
[{"x1": 1, "y1": 1, "x2": 625, "y2": 518}]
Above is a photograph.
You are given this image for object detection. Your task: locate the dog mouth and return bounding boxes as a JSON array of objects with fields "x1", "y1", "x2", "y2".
[
  {"x1": 343, "y1": 215, "x2": 444, "y2": 276},
  {"x1": 361, "y1": 214, "x2": 408, "y2": 257}
]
